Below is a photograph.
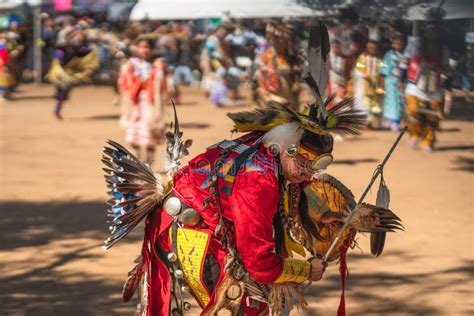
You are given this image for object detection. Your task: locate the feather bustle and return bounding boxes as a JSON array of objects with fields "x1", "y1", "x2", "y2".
[{"x1": 101, "y1": 140, "x2": 164, "y2": 250}]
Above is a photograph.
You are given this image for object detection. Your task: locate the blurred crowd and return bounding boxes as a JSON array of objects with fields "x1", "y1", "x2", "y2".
[{"x1": 0, "y1": 8, "x2": 473, "y2": 153}]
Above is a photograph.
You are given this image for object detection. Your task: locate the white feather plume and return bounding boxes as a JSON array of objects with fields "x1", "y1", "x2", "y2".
[{"x1": 262, "y1": 122, "x2": 304, "y2": 151}]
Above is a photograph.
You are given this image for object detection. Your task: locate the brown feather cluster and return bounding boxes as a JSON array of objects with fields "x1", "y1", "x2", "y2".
[
  {"x1": 102, "y1": 140, "x2": 164, "y2": 250},
  {"x1": 349, "y1": 203, "x2": 404, "y2": 233},
  {"x1": 318, "y1": 95, "x2": 367, "y2": 135}
]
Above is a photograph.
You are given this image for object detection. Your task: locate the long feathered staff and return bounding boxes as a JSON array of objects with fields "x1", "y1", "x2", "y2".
[
  {"x1": 323, "y1": 127, "x2": 407, "y2": 262},
  {"x1": 302, "y1": 21, "x2": 401, "y2": 258}
]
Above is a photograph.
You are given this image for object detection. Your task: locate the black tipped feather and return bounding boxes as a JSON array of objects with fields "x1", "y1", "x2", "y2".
[
  {"x1": 305, "y1": 21, "x2": 330, "y2": 102},
  {"x1": 371, "y1": 233, "x2": 386, "y2": 257}
]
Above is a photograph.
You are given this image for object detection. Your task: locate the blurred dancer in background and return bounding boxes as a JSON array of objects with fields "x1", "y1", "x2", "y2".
[
  {"x1": 118, "y1": 38, "x2": 166, "y2": 161},
  {"x1": 0, "y1": 34, "x2": 12, "y2": 101},
  {"x1": 256, "y1": 22, "x2": 301, "y2": 110},
  {"x1": 352, "y1": 39, "x2": 384, "y2": 129},
  {"x1": 404, "y1": 9, "x2": 447, "y2": 152},
  {"x1": 46, "y1": 29, "x2": 99, "y2": 119},
  {"x1": 381, "y1": 34, "x2": 407, "y2": 131},
  {"x1": 328, "y1": 38, "x2": 351, "y2": 102}
]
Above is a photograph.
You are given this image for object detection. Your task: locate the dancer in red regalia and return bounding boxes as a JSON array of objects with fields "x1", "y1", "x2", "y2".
[{"x1": 101, "y1": 22, "x2": 403, "y2": 316}]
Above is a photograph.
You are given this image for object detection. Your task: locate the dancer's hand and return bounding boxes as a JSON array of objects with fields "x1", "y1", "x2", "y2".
[{"x1": 309, "y1": 258, "x2": 327, "y2": 282}]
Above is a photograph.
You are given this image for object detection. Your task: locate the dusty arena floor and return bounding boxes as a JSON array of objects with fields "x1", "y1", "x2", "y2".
[{"x1": 0, "y1": 84, "x2": 473, "y2": 315}]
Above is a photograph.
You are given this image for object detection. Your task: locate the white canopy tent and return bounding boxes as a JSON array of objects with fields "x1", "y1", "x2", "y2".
[
  {"x1": 0, "y1": 0, "x2": 41, "y2": 12},
  {"x1": 406, "y1": 0, "x2": 474, "y2": 21},
  {"x1": 130, "y1": 0, "x2": 321, "y2": 20}
]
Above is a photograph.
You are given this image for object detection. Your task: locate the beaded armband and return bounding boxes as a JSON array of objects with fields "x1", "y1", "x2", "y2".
[{"x1": 274, "y1": 258, "x2": 311, "y2": 284}]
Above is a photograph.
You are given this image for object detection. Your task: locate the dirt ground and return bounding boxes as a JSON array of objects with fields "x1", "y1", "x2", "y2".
[{"x1": 0, "y1": 84, "x2": 473, "y2": 316}]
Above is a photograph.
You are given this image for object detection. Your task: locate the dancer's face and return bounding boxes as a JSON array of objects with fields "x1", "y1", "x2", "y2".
[
  {"x1": 280, "y1": 150, "x2": 315, "y2": 183},
  {"x1": 69, "y1": 33, "x2": 85, "y2": 48},
  {"x1": 392, "y1": 39, "x2": 404, "y2": 53},
  {"x1": 137, "y1": 41, "x2": 151, "y2": 60},
  {"x1": 331, "y1": 42, "x2": 342, "y2": 55},
  {"x1": 367, "y1": 42, "x2": 379, "y2": 56}
]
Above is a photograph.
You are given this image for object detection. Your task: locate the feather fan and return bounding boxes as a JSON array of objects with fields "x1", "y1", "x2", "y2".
[
  {"x1": 349, "y1": 203, "x2": 404, "y2": 233},
  {"x1": 101, "y1": 140, "x2": 164, "y2": 250}
]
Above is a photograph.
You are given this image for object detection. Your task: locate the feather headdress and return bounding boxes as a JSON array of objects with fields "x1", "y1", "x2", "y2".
[
  {"x1": 228, "y1": 21, "x2": 366, "y2": 137},
  {"x1": 229, "y1": 95, "x2": 365, "y2": 136}
]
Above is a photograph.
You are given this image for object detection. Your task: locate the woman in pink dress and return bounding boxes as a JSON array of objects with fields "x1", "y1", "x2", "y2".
[{"x1": 118, "y1": 38, "x2": 166, "y2": 162}]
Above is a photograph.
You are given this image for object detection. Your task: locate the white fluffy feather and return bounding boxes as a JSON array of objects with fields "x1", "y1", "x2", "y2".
[{"x1": 262, "y1": 122, "x2": 303, "y2": 151}]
